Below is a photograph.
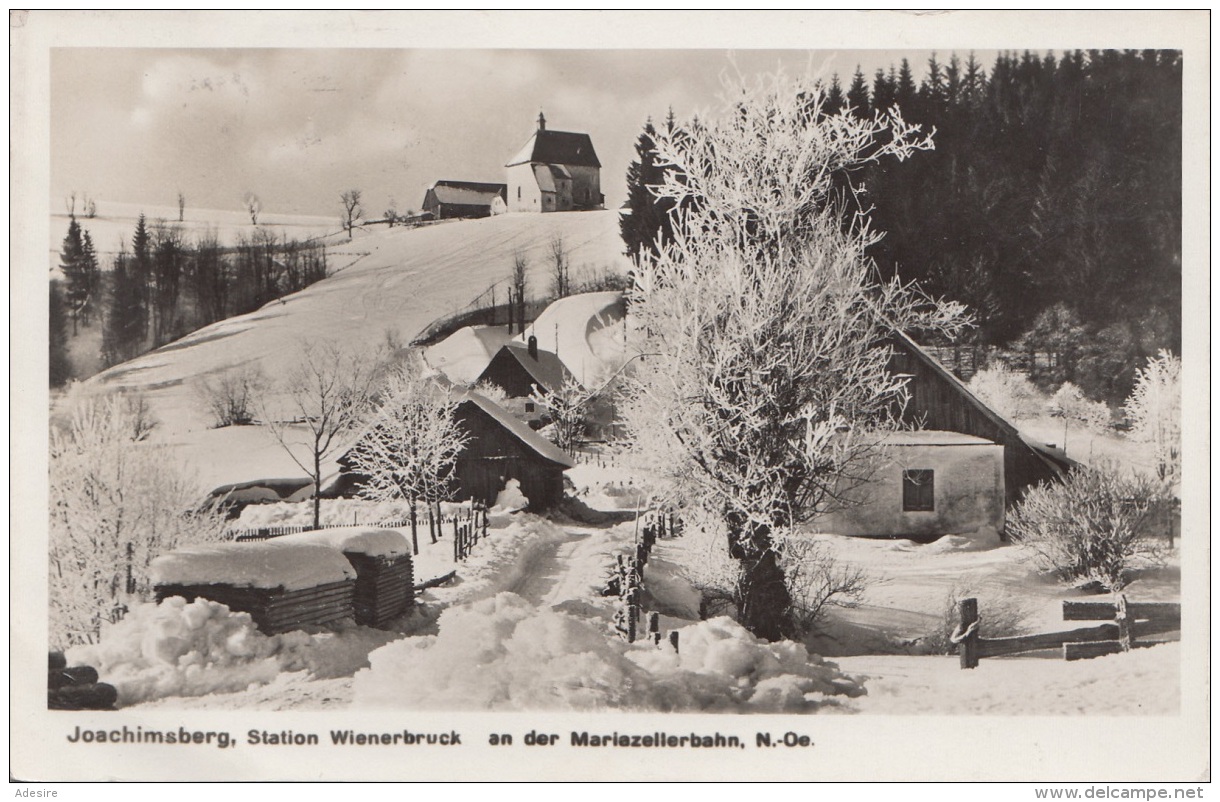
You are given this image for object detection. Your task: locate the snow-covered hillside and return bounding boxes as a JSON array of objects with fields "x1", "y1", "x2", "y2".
[{"x1": 76, "y1": 210, "x2": 630, "y2": 491}]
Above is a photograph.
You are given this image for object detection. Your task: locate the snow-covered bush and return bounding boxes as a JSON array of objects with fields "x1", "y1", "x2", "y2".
[
  {"x1": 924, "y1": 582, "x2": 1032, "y2": 655},
  {"x1": 353, "y1": 592, "x2": 863, "y2": 712},
  {"x1": 1048, "y1": 382, "x2": 1112, "y2": 433},
  {"x1": 471, "y1": 379, "x2": 508, "y2": 405},
  {"x1": 195, "y1": 365, "x2": 266, "y2": 427},
  {"x1": 1124, "y1": 350, "x2": 1181, "y2": 485},
  {"x1": 1007, "y1": 462, "x2": 1167, "y2": 591},
  {"x1": 50, "y1": 394, "x2": 229, "y2": 647},
  {"x1": 967, "y1": 365, "x2": 1044, "y2": 420}
]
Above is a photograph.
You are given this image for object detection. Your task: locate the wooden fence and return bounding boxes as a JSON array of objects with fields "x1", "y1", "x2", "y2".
[
  {"x1": 228, "y1": 505, "x2": 485, "y2": 557},
  {"x1": 453, "y1": 504, "x2": 490, "y2": 563},
  {"x1": 956, "y1": 596, "x2": 1181, "y2": 669},
  {"x1": 605, "y1": 512, "x2": 682, "y2": 649}
]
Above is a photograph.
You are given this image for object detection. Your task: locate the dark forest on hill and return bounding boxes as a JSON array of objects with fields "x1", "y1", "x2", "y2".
[{"x1": 623, "y1": 50, "x2": 1182, "y2": 406}]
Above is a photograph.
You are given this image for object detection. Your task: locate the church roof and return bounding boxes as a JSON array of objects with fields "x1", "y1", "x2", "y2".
[{"x1": 506, "y1": 129, "x2": 601, "y2": 169}]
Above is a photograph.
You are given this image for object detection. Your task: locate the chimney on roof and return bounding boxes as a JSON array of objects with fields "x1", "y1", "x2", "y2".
[
  {"x1": 537, "y1": 111, "x2": 546, "y2": 132},
  {"x1": 528, "y1": 334, "x2": 538, "y2": 360}
]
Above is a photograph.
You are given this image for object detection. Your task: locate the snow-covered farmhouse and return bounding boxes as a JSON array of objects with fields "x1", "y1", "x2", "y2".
[
  {"x1": 818, "y1": 332, "x2": 1074, "y2": 540},
  {"x1": 476, "y1": 336, "x2": 573, "y2": 427},
  {"x1": 421, "y1": 180, "x2": 508, "y2": 220},
  {"x1": 506, "y1": 113, "x2": 603, "y2": 213}
]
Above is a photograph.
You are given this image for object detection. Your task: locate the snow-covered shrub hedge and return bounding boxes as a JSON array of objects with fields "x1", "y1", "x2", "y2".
[
  {"x1": 50, "y1": 394, "x2": 228, "y2": 647},
  {"x1": 967, "y1": 365, "x2": 1044, "y2": 420},
  {"x1": 353, "y1": 592, "x2": 863, "y2": 712},
  {"x1": 1007, "y1": 462, "x2": 1168, "y2": 591},
  {"x1": 1048, "y1": 382, "x2": 1112, "y2": 433}
]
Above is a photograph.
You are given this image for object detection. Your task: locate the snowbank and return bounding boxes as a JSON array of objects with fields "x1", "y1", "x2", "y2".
[
  {"x1": 494, "y1": 478, "x2": 528, "y2": 512},
  {"x1": 278, "y1": 527, "x2": 411, "y2": 559},
  {"x1": 353, "y1": 592, "x2": 863, "y2": 712},
  {"x1": 835, "y1": 643, "x2": 1180, "y2": 715},
  {"x1": 69, "y1": 598, "x2": 404, "y2": 706},
  {"x1": 150, "y1": 542, "x2": 355, "y2": 591}
]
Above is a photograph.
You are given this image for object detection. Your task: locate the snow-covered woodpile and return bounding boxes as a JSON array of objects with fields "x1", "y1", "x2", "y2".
[
  {"x1": 151, "y1": 541, "x2": 358, "y2": 634},
  {"x1": 345, "y1": 553, "x2": 414, "y2": 627},
  {"x1": 276, "y1": 528, "x2": 416, "y2": 628},
  {"x1": 151, "y1": 529, "x2": 417, "y2": 632}
]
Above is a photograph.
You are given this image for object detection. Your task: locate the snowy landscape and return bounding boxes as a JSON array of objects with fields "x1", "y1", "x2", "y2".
[{"x1": 43, "y1": 45, "x2": 1188, "y2": 733}]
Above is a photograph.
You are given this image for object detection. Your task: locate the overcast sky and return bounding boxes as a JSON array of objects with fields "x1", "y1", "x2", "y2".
[{"x1": 51, "y1": 48, "x2": 995, "y2": 219}]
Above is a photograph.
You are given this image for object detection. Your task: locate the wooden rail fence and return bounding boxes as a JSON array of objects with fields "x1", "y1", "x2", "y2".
[
  {"x1": 956, "y1": 596, "x2": 1181, "y2": 669},
  {"x1": 605, "y1": 511, "x2": 682, "y2": 649}
]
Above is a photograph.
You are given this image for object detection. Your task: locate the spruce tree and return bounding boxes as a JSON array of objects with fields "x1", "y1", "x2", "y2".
[
  {"x1": 846, "y1": 66, "x2": 870, "y2": 118},
  {"x1": 58, "y1": 218, "x2": 87, "y2": 334},
  {"x1": 48, "y1": 279, "x2": 71, "y2": 387},
  {"x1": 621, "y1": 118, "x2": 675, "y2": 262}
]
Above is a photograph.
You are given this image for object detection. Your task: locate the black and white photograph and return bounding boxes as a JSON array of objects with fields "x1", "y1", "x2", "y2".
[{"x1": 11, "y1": 10, "x2": 1209, "y2": 784}]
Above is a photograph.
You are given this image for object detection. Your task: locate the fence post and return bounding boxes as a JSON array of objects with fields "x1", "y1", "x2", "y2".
[
  {"x1": 482, "y1": 504, "x2": 489, "y2": 540},
  {"x1": 958, "y1": 597, "x2": 980, "y2": 669},
  {"x1": 1116, "y1": 594, "x2": 1134, "y2": 652},
  {"x1": 668, "y1": 630, "x2": 679, "y2": 653},
  {"x1": 452, "y1": 516, "x2": 460, "y2": 560},
  {"x1": 648, "y1": 611, "x2": 661, "y2": 646}
]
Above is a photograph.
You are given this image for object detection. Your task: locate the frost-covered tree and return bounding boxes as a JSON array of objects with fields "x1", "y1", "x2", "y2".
[
  {"x1": 1048, "y1": 381, "x2": 1111, "y2": 437},
  {"x1": 967, "y1": 364, "x2": 1043, "y2": 420},
  {"x1": 529, "y1": 376, "x2": 596, "y2": 457},
  {"x1": 49, "y1": 393, "x2": 227, "y2": 647},
  {"x1": 620, "y1": 72, "x2": 962, "y2": 640},
  {"x1": 262, "y1": 342, "x2": 384, "y2": 529},
  {"x1": 347, "y1": 354, "x2": 468, "y2": 520},
  {"x1": 1124, "y1": 350, "x2": 1181, "y2": 485}
]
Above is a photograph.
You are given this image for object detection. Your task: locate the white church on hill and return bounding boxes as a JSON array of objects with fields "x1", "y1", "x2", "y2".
[{"x1": 505, "y1": 113, "x2": 603, "y2": 213}]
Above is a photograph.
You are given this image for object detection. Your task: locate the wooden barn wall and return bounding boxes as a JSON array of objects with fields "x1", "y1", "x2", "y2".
[
  {"x1": 888, "y1": 343, "x2": 1059, "y2": 506},
  {"x1": 454, "y1": 404, "x2": 564, "y2": 510}
]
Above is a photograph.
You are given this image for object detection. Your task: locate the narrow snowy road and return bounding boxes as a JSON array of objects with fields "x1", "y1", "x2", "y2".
[{"x1": 505, "y1": 521, "x2": 633, "y2": 610}]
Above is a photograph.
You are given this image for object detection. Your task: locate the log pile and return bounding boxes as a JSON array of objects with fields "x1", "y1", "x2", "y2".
[
  {"x1": 154, "y1": 579, "x2": 355, "y2": 634},
  {"x1": 48, "y1": 651, "x2": 116, "y2": 710},
  {"x1": 345, "y1": 552, "x2": 414, "y2": 628}
]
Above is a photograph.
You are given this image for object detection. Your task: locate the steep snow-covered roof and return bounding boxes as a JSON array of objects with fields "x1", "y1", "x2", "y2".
[
  {"x1": 532, "y1": 164, "x2": 573, "y2": 193},
  {"x1": 425, "y1": 325, "x2": 513, "y2": 384},
  {"x1": 428, "y1": 181, "x2": 507, "y2": 206},
  {"x1": 506, "y1": 129, "x2": 601, "y2": 169},
  {"x1": 151, "y1": 542, "x2": 356, "y2": 591},
  {"x1": 492, "y1": 341, "x2": 573, "y2": 394},
  {"x1": 461, "y1": 391, "x2": 575, "y2": 469}
]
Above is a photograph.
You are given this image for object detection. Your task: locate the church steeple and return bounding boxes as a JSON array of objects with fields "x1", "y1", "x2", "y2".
[{"x1": 537, "y1": 111, "x2": 546, "y2": 131}]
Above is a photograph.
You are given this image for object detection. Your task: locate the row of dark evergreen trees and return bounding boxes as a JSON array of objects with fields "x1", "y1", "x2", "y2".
[
  {"x1": 622, "y1": 50, "x2": 1182, "y2": 405},
  {"x1": 50, "y1": 215, "x2": 329, "y2": 386}
]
